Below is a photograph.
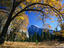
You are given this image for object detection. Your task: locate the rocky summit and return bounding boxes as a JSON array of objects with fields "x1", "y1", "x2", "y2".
[{"x1": 28, "y1": 25, "x2": 42, "y2": 36}]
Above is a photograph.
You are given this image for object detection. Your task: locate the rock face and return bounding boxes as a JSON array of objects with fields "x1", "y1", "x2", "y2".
[
  {"x1": 28, "y1": 25, "x2": 54, "y2": 36},
  {"x1": 28, "y1": 25, "x2": 42, "y2": 36}
]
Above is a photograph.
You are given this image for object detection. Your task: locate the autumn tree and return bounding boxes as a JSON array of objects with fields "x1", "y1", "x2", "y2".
[
  {"x1": 0, "y1": 0, "x2": 63, "y2": 44},
  {"x1": 6, "y1": 13, "x2": 29, "y2": 41}
]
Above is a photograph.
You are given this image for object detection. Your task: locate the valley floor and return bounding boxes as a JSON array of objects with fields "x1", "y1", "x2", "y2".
[{"x1": 0, "y1": 41, "x2": 64, "y2": 48}]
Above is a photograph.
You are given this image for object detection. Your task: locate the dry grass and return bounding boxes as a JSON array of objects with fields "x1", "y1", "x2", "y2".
[{"x1": 0, "y1": 41, "x2": 64, "y2": 48}]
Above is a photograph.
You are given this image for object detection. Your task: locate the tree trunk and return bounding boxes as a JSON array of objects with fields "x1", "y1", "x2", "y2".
[
  {"x1": 0, "y1": 11, "x2": 13, "y2": 44},
  {"x1": 0, "y1": 17, "x2": 11, "y2": 44},
  {"x1": 0, "y1": 6, "x2": 15, "y2": 44}
]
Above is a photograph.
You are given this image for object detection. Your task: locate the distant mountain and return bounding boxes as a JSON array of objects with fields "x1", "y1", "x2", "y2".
[
  {"x1": 28, "y1": 25, "x2": 55, "y2": 36},
  {"x1": 28, "y1": 25, "x2": 42, "y2": 36}
]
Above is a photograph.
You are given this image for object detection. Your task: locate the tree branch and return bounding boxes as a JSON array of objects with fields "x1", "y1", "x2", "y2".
[
  {"x1": 15, "y1": 0, "x2": 25, "y2": 8},
  {"x1": 12, "y1": 0, "x2": 16, "y2": 9},
  {"x1": 11, "y1": 0, "x2": 25, "y2": 11},
  {"x1": 11, "y1": 9, "x2": 45, "y2": 21},
  {"x1": 52, "y1": 8, "x2": 63, "y2": 22},
  {"x1": 23, "y1": 3, "x2": 63, "y2": 19},
  {"x1": 0, "y1": 9, "x2": 9, "y2": 15},
  {"x1": 8, "y1": 0, "x2": 25, "y2": 18},
  {"x1": 12, "y1": 3, "x2": 64, "y2": 21}
]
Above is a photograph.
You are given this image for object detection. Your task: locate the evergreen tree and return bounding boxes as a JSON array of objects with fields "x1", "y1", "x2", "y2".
[
  {"x1": 37, "y1": 33, "x2": 41, "y2": 42},
  {"x1": 32, "y1": 32, "x2": 37, "y2": 42},
  {"x1": 41, "y1": 32, "x2": 44, "y2": 41}
]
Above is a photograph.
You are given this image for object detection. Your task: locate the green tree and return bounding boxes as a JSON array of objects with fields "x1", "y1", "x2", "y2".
[
  {"x1": 41, "y1": 32, "x2": 44, "y2": 41},
  {"x1": 32, "y1": 32, "x2": 37, "y2": 42},
  {"x1": 37, "y1": 33, "x2": 41, "y2": 42}
]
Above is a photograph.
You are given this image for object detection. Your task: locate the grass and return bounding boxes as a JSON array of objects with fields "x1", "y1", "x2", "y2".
[{"x1": 0, "y1": 41, "x2": 64, "y2": 48}]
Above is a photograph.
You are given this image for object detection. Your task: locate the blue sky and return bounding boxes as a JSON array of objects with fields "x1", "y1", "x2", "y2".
[
  {"x1": 26, "y1": 11, "x2": 60, "y2": 30},
  {"x1": 62, "y1": 0, "x2": 64, "y2": 4},
  {"x1": 26, "y1": 11, "x2": 43, "y2": 28},
  {"x1": 26, "y1": 1, "x2": 64, "y2": 30}
]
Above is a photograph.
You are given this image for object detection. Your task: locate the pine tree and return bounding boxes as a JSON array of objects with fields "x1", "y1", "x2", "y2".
[
  {"x1": 32, "y1": 32, "x2": 37, "y2": 42},
  {"x1": 41, "y1": 32, "x2": 44, "y2": 41}
]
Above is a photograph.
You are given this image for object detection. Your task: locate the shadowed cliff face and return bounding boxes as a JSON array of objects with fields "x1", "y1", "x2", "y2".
[
  {"x1": 28, "y1": 25, "x2": 54, "y2": 36},
  {"x1": 28, "y1": 25, "x2": 42, "y2": 36}
]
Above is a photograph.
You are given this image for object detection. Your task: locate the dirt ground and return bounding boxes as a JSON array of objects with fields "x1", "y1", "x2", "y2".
[{"x1": 0, "y1": 41, "x2": 64, "y2": 48}]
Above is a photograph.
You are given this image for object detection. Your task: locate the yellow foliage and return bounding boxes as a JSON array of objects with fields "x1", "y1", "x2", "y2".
[
  {"x1": 55, "y1": 14, "x2": 58, "y2": 17},
  {"x1": 50, "y1": 18, "x2": 53, "y2": 20},
  {"x1": 46, "y1": 9, "x2": 48, "y2": 11},
  {"x1": 26, "y1": 0, "x2": 31, "y2": 2},
  {"x1": 51, "y1": 0, "x2": 56, "y2": 2},
  {"x1": 44, "y1": 0, "x2": 62, "y2": 9},
  {"x1": 32, "y1": 0, "x2": 36, "y2": 3},
  {"x1": 36, "y1": 0, "x2": 41, "y2": 2},
  {"x1": 19, "y1": 16, "x2": 24, "y2": 20},
  {"x1": 10, "y1": 25, "x2": 14, "y2": 28},
  {"x1": 11, "y1": 13, "x2": 29, "y2": 32},
  {"x1": 48, "y1": 25, "x2": 52, "y2": 28},
  {"x1": 60, "y1": 30, "x2": 64, "y2": 33},
  {"x1": 46, "y1": 12, "x2": 48, "y2": 14},
  {"x1": 54, "y1": 32, "x2": 60, "y2": 36},
  {"x1": 60, "y1": 10, "x2": 64, "y2": 14},
  {"x1": 26, "y1": 0, "x2": 41, "y2": 3},
  {"x1": 20, "y1": 3, "x2": 26, "y2": 8},
  {"x1": 51, "y1": 21, "x2": 54, "y2": 23},
  {"x1": 44, "y1": 0, "x2": 47, "y2": 3}
]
